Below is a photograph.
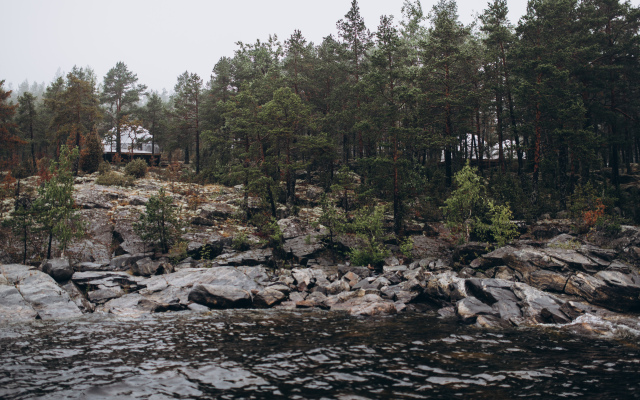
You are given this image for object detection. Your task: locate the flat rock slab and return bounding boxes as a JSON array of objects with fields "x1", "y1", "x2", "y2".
[
  {"x1": 0, "y1": 264, "x2": 82, "y2": 320},
  {"x1": 215, "y1": 249, "x2": 273, "y2": 267}
]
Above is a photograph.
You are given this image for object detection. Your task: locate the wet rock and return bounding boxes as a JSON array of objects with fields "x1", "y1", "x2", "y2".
[
  {"x1": 42, "y1": 259, "x2": 74, "y2": 282},
  {"x1": 512, "y1": 283, "x2": 570, "y2": 324},
  {"x1": 296, "y1": 292, "x2": 329, "y2": 309},
  {"x1": 188, "y1": 284, "x2": 252, "y2": 309},
  {"x1": 98, "y1": 293, "x2": 147, "y2": 317},
  {"x1": 61, "y1": 281, "x2": 94, "y2": 313},
  {"x1": 0, "y1": 285, "x2": 38, "y2": 322},
  {"x1": 456, "y1": 296, "x2": 496, "y2": 323},
  {"x1": 491, "y1": 300, "x2": 522, "y2": 322},
  {"x1": 464, "y1": 279, "x2": 519, "y2": 305},
  {"x1": 16, "y1": 268, "x2": 82, "y2": 319},
  {"x1": 565, "y1": 271, "x2": 640, "y2": 312},
  {"x1": 253, "y1": 288, "x2": 286, "y2": 308},
  {"x1": 525, "y1": 270, "x2": 568, "y2": 293},
  {"x1": 475, "y1": 314, "x2": 512, "y2": 329},
  {"x1": 424, "y1": 272, "x2": 468, "y2": 304},
  {"x1": 329, "y1": 292, "x2": 397, "y2": 316}
]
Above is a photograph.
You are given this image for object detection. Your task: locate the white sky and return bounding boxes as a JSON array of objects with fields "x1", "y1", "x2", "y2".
[{"x1": 2, "y1": 0, "x2": 638, "y2": 93}]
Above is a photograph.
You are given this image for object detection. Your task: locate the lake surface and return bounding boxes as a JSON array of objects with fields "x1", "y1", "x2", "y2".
[{"x1": 1, "y1": 310, "x2": 639, "y2": 399}]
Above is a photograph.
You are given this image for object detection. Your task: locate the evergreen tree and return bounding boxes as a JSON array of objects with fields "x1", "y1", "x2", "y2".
[
  {"x1": 101, "y1": 62, "x2": 147, "y2": 157},
  {"x1": 142, "y1": 91, "x2": 167, "y2": 166},
  {"x1": 0, "y1": 80, "x2": 22, "y2": 165},
  {"x1": 16, "y1": 92, "x2": 39, "y2": 170},
  {"x1": 172, "y1": 72, "x2": 203, "y2": 171},
  {"x1": 34, "y1": 145, "x2": 85, "y2": 259},
  {"x1": 337, "y1": 0, "x2": 373, "y2": 160},
  {"x1": 420, "y1": 0, "x2": 473, "y2": 186}
]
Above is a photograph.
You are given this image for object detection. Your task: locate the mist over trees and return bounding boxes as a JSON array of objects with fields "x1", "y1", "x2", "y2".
[{"x1": 2, "y1": 0, "x2": 640, "y2": 228}]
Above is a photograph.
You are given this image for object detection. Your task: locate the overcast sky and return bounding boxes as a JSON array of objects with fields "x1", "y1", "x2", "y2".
[{"x1": 2, "y1": 0, "x2": 638, "y2": 94}]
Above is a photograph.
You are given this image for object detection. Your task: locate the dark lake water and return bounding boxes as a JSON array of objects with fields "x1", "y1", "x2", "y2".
[{"x1": 1, "y1": 310, "x2": 639, "y2": 399}]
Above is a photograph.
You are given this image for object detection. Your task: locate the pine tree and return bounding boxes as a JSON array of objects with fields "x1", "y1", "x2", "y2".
[
  {"x1": 34, "y1": 145, "x2": 85, "y2": 259},
  {"x1": 337, "y1": 0, "x2": 373, "y2": 160},
  {"x1": 0, "y1": 80, "x2": 23, "y2": 165},
  {"x1": 101, "y1": 62, "x2": 147, "y2": 157},
  {"x1": 16, "y1": 92, "x2": 38, "y2": 170}
]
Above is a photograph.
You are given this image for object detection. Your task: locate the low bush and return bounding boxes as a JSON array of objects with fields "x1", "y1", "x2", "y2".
[
  {"x1": 98, "y1": 161, "x2": 111, "y2": 175},
  {"x1": 95, "y1": 171, "x2": 135, "y2": 187},
  {"x1": 232, "y1": 232, "x2": 251, "y2": 251},
  {"x1": 124, "y1": 159, "x2": 148, "y2": 178}
]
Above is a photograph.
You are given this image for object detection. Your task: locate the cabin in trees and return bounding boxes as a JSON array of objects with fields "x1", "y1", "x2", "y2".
[{"x1": 102, "y1": 127, "x2": 160, "y2": 164}]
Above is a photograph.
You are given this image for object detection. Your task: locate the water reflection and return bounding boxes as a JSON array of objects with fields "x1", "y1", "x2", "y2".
[{"x1": 1, "y1": 310, "x2": 639, "y2": 399}]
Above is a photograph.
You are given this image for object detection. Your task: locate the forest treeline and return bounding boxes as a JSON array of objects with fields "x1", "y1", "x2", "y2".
[{"x1": 1, "y1": 0, "x2": 640, "y2": 231}]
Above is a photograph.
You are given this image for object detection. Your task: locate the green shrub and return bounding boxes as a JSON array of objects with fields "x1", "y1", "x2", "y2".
[
  {"x1": 474, "y1": 201, "x2": 519, "y2": 247},
  {"x1": 95, "y1": 171, "x2": 135, "y2": 187},
  {"x1": 347, "y1": 205, "x2": 390, "y2": 269},
  {"x1": 399, "y1": 236, "x2": 414, "y2": 259},
  {"x1": 134, "y1": 188, "x2": 182, "y2": 253},
  {"x1": 98, "y1": 161, "x2": 111, "y2": 175},
  {"x1": 232, "y1": 232, "x2": 251, "y2": 251},
  {"x1": 443, "y1": 162, "x2": 518, "y2": 246},
  {"x1": 442, "y1": 162, "x2": 487, "y2": 241},
  {"x1": 124, "y1": 158, "x2": 148, "y2": 178}
]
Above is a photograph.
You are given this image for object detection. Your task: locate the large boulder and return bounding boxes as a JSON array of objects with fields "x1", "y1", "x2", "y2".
[
  {"x1": 131, "y1": 257, "x2": 174, "y2": 277},
  {"x1": 456, "y1": 296, "x2": 497, "y2": 323},
  {"x1": 253, "y1": 288, "x2": 287, "y2": 308},
  {"x1": 42, "y1": 259, "x2": 74, "y2": 282},
  {"x1": 188, "y1": 284, "x2": 252, "y2": 309},
  {"x1": 565, "y1": 271, "x2": 640, "y2": 312}
]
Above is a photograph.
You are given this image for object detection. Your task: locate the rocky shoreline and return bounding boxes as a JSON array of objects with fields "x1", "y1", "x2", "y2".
[{"x1": 1, "y1": 175, "x2": 640, "y2": 338}]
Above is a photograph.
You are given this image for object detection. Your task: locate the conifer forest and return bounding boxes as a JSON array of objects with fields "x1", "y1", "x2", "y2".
[{"x1": 2, "y1": 0, "x2": 640, "y2": 236}]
